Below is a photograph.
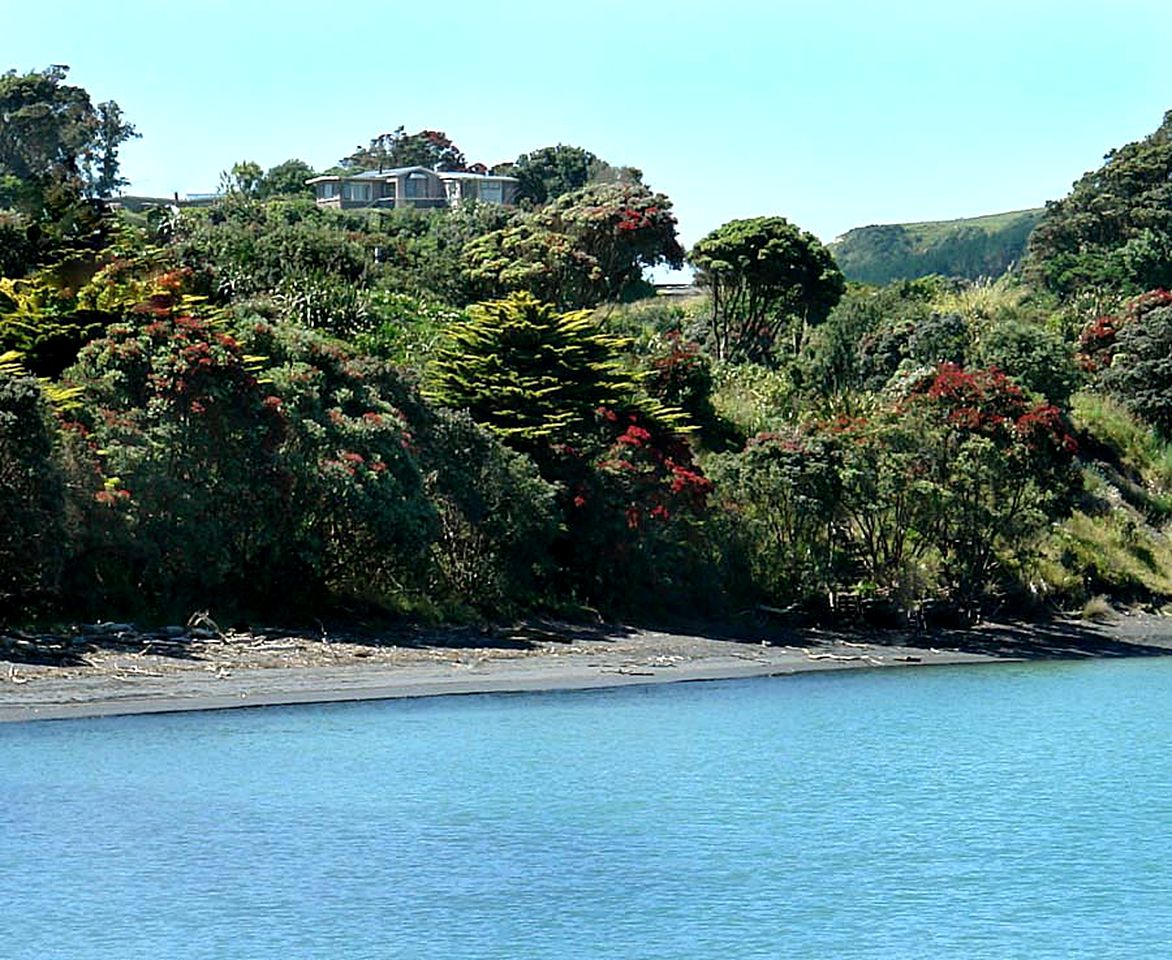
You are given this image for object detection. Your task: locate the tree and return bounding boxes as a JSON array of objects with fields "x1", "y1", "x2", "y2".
[
  {"x1": 86, "y1": 100, "x2": 139, "y2": 197},
  {"x1": 972, "y1": 319, "x2": 1081, "y2": 407},
  {"x1": 690, "y1": 216, "x2": 845, "y2": 363},
  {"x1": 340, "y1": 127, "x2": 466, "y2": 172},
  {"x1": 0, "y1": 372, "x2": 68, "y2": 619},
  {"x1": 495, "y1": 144, "x2": 642, "y2": 205},
  {"x1": 427, "y1": 292, "x2": 644, "y2": 449},
  {"x1": 463, "y1": 182, "x2": 684, "y2": 308},
  {"x1": 1025, "y1": 109, "x2": 1172, "y2": 297},
  {"x1": 1100, "y1": 296, "x2": 1172, "y2": 436},
  {"x1": 224, "y1": 160, "x2": 264, "y2": 197},
  {"x1": 904, "y1": 363, "x2": 1080, "y2": 604},
  {"x1": 258, "y1": 158, "x2": 316, "y2": 199},
  {"x1": 0, "y1": 66, "x2": 136, "y2": 215}
]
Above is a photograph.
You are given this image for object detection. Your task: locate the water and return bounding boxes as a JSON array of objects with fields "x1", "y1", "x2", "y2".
[{"x1": 3, "y1": 658, "x2": 1172, "y2": 959}]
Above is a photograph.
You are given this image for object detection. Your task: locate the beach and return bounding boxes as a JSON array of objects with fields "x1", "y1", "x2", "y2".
[{"x1": 5, "y1": 613, "x2": 1172, "y2": 723}]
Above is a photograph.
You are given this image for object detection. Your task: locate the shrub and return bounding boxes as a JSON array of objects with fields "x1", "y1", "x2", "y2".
[
  {"x1": 973, "y1": 319, "x2": 1081, "y2": 407},
  {"x1": 61, "y1": 315, "x2": 288, "y2": 616},
  {"x1": 241, "y1": 321, "x2": 439, "y2": 611},
  {"x1": 551, "y1": 407, "x2": 715, "y2": 613},
  {"x1": 420, "y1": 410, "x2": 559, "y2": 613},
  {"x1": 0, "y1": 374, "x2": 68, "y2": 619},
  {"x1": 707, "y1": 428, "x2": 843, "y2": 606},
  {"x1": 1100, "y1": 297, "x2": 1172, "y2": 435}
]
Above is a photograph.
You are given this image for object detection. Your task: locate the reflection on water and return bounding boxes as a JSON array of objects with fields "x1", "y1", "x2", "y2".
[{"x1": 3, "y1": 658, "x2": 1171, "y2": 959}]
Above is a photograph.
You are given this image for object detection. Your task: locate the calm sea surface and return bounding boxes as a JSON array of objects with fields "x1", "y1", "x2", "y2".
[{"x1": 3, "y1": 658, "x2": 1172, "y2": 959}]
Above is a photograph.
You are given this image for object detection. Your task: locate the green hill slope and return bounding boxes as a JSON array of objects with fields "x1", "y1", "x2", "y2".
[{"x1": 830, "y1": 208, "x2": 1043, "y2": 285}]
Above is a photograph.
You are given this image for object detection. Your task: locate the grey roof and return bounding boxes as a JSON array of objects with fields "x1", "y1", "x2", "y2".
[
  {"x1": 349, "y1": 166, "x2": 436, "y2": 179},
  {"x1": 307, "y1": 166, "x2": 518, "y2": 184},
  {"x1": 437, "y1": 170, "x2": 519, "y2": 183}
]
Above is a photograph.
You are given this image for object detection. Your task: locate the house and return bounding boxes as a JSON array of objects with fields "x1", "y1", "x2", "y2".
[{"x1": 306, "y1": 166, "x2": 519, "y2": 210}]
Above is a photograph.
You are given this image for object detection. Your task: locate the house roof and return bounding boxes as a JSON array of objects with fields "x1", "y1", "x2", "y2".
[
  {"x1": 307, "y1": 167, "x2": 517, "y2": 184},
  {"x1": 438, "y1": 171, "x2": 519, "y2": 183},
  {"x1": 305, "y1": 166, "x2": 435, "y2": 184}
]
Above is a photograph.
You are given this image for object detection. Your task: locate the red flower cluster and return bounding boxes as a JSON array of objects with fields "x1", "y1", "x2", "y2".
[
  {"x1": 912, "y1": 363, "x2": 1077, "y2": 461},
  {"x1": 595, "y1": 408, "x2": 713, "y2": 525},
  {"x1": 1077, "y1": 315, "x2": 1118, "y2": 372}
]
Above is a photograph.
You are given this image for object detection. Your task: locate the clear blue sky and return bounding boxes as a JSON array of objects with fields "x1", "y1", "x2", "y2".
[{"x1": 6, "y1": 0, "x2": 1172, "y2": 247}]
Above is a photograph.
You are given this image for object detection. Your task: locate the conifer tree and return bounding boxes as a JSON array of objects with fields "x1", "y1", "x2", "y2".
[{"x1": 427, "y1": 292, "x2": 642, "y2": 448}]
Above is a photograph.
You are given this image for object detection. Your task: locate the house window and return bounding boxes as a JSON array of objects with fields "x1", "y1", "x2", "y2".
[
  {"x1": 342, "y1": 182, "x2": 372, "y2": 202},
  {"x1": 319, "y1": 181, "x2": 338, "y2": 199},
  {"x1": 405, "y1": 173, "x2": 430, "y2": 199},
  {"x1": 480, "y1": 181, "x2": 503, "y2": 204}
]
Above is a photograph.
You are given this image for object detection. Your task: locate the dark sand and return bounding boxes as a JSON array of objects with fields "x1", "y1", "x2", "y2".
[{"x1": 3, "y1": 614, "x2": 1172, "y2": 723}]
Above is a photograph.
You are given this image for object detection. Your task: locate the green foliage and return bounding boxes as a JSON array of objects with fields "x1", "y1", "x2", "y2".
[
  {"x1": 497, "y1": 144, "x2": 642, "y2": 205},
  {"x1": 973, "y1": 319, "x2": 1081, "y2": 406},
  {"x1": 273, "y1": 272, "x2": 373, "y2": 338},
  {"x1": 709, "y1": 363, "x2": 1081, "y2": 612},
  {"x1": 690, "y1": 216, "x2": 845, "y2": 363},
  {"x1": 224, "y1": 160, "x2": 264, "y2": 197},
  {"x1": 0, "y1": 211, "x2": 35, "y2": 277},
  {"x1": 61, "y1": 315, "x2": 290, "y2": 616},
  {"x1": 831, "y1": 209, "x2": 1042, "y2": 284},
  {"x1": 641, "y1": 331, "x2": 741, "y2": 452},
  {"x1": 463, "y1": 182, "x2": 684, "y2": 308},
  {"x1": 175, "y1": 199, "x2": 373, "y2": 301},
  {"x1": 427, "y1": 292, "x2": 647, "y2": 447},
  {"x1": 0, "y1": 65, "x2": 137, "y2": 224},
  {"x1": 240, "y1": 321, "x2": 440, "y2": 610},
  {"x1": 709, "y1": 361, "x2": 799, "y2": 436},
  {"x1": 1100, "y1": 299, "x2": 1172, "y2": 436},
  {"x1": 1025, "y1": 110, "x2": 1172, "y2": 298},
  {"x1": 340, "y1": 127, "x2": 466, "y2": 173},
  {"x1": 258, "y1": 158, "x2": 317, "y2": 199},
  {"x1": 1072, "y1": 391, "x2": 1172, "y2": 497},
  {"x1": 355, "y1": 292, "x2": 462, "y2": 366},
  {"x1": 799, "y1": 280, "x2": 935, "y2": 397},
  {"x1": 0, "y1": 273, "x2": 106, "y2": 377},
  {"x1": 419, "y1": 410, "x2": 559, "y2": 613},
  {"x1": 902, "y1": 364, "x2": 1081, "y2": 602},
  {"x1": 551, "y1": 409, "x2": 715, "y2": 614},
  {"x1": 0, "y1": 373, "x2": 68, "y2": 619},
  {"x1": 707, "y1": 429, "x2": 842, "y2": 604}
]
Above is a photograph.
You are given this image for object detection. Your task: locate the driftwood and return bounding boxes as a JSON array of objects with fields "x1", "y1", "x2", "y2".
[{"x1": 0, "y1": 632, "x2": 90, "y2": 666}]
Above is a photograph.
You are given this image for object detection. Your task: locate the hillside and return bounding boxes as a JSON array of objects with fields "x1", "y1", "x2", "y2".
[{"x1": 830, "y1": 208, "x2": 1043, "y2": 285}]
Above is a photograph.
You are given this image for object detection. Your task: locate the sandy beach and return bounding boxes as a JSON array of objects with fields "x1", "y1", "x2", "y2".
[{"x1": 4, "y1": 614, "x2": 1172, "y2": 723}]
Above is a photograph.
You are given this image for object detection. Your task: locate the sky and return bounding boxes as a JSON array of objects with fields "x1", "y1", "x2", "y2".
[{"x1": 5, "y1": 0, "x2": 1172, "y2": 250}]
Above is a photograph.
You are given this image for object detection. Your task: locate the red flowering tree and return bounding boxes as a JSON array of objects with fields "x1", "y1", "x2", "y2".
[
  {"x1": 463, "y1": 183, "x2": 684, "y2": 308},
  {"x1": 553, "y1": 406, "x2": 714, "y2": 611},
  {"x1": 240, "y1": 321, "x2": 439, "y2": 609},
  {"x1": 61, "y1": 314, "x2": 290, "y2": 614},
  {"x1": 904, "y1": 362, "x2": 1081, "y2": 605}
]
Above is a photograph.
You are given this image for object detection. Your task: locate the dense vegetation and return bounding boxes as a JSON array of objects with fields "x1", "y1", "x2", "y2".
[
  {"x1": 5, "y1": 66, "x2": 1172, "y2": 631},
  {"x1": 830, "y1": 209, "x2": 1043, "y2": 285}
]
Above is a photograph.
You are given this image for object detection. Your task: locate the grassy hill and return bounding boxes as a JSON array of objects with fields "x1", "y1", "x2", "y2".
[{"x1": 830, "y1": 208, "x2": 1044, "y2": 285}]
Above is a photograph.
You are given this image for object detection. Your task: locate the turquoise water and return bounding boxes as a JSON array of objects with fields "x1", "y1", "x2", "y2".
[{"x1": 3, "y1": 658, "x2": 1172, "y2": 959}]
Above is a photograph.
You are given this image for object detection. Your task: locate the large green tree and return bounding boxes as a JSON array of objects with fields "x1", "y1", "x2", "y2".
[
  {"x1": 0, "y1": 65, "x2": 137, "y2": 215},
  {"x1": 690, "y1": 216, "x2": 845, "y2": 363},
  {"x1": 340, "y1": 127, "x2": 466, "y2": 172},
  {"x1": 1025, "y1": 109, "x2": 1172, "y2": 297},
  {"x1": 259, "y1": 158, "x2": 316, "y2": 199},
  {"x1": 494, "y1": 144, "x2": 642, "y2": 205}
]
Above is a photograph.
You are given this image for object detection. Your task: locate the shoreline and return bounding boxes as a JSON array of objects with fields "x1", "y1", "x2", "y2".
[
  {"x1": 4, "y1": 614, "x2": 1172, "y2": 724},
  {"x1": 0, "y1": 643, "x2": 1004, "y2": 723}
]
